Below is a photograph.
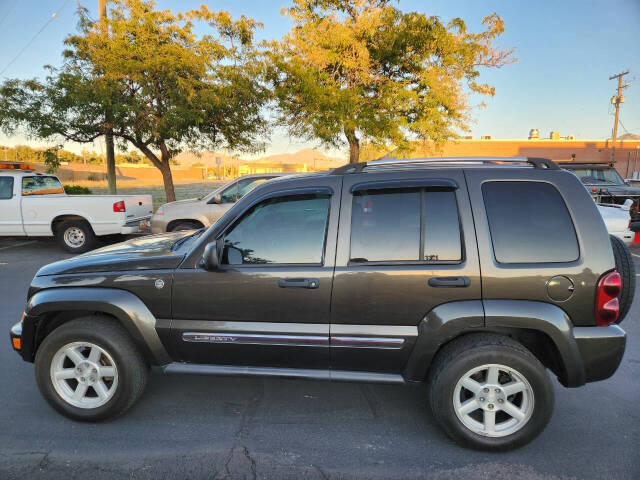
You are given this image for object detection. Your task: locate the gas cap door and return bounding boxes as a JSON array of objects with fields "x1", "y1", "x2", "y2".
[{"x1": 546, "y1": 275, "x2": 575, "y2": 302}]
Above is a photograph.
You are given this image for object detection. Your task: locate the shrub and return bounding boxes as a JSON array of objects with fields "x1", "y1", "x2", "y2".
[{"x1": 64, "y1": 185, "x2": 92, "y2": 195}]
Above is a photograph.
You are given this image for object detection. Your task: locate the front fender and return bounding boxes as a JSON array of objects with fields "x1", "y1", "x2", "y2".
[{"x1": 22, "y1": 287, "x2": 171, "y2": 365}]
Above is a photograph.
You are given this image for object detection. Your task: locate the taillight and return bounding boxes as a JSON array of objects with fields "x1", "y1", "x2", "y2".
[
  {"x1": 595, "y1": 271, "x2": 621, "y2": 326},
  {"x1": 113, "y1": 201, "x2": 126, "y2": 212}
]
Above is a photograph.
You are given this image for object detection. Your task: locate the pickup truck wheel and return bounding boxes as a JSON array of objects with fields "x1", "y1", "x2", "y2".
[
  {"x1": 610, "y1": 234, "x2": 635, "y2": 323},
  {"x1": 428, "y1": 334, "x2": 554, "y2": 451},
  {"x1": 55, "y1": 219, "x2": 96, "y2": 253},
  {"x1": 34, "y1": 316, "x2": 148, "y2": 421}
]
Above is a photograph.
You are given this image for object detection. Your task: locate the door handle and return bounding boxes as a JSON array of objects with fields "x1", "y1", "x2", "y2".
[
  {"x1": 428, "y1": 276, "x2": 470, "y2": 288},
  {"x1": 278, "y1": 278, "x2": 320, "y2": 289}
]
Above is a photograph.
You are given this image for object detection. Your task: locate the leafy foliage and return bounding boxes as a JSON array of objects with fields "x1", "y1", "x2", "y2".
[
  {"x1": 269, "y1": 0, "x2": 514, "y2": 162},
  {"x1": 64, "y1": 184, "x2": 92, "y2": 195},
  {"x1": 0, "y1": 0, "x2": 269, "y2": 201}
]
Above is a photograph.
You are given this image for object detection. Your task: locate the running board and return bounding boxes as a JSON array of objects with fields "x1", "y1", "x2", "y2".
[{"x1": 161, "y1": 363, "x2": 406, "y2": 385}]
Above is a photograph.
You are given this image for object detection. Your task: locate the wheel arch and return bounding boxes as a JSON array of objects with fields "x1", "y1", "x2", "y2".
[
  {"x1": 22, "y1": 287, "x2": 171, "y2": 366},
  {"x1": 404, "y1": 300, "x2": 585, "y2": 387},
  {"x1": 166, "y1": 218, "x2": 205, "y2": 232},
  {"x1": 51, "y1": 214, "x2": 94, "y2": 236}
]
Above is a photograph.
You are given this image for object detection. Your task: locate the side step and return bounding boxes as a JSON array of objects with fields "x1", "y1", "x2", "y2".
[{"x1": 161, "y1": 363, "x2": 406, "y2": 385}]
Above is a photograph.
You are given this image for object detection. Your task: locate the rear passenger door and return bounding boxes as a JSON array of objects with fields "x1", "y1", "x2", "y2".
[{"x1": 331, "y1": 170, "x2": 481, "y2": 373}]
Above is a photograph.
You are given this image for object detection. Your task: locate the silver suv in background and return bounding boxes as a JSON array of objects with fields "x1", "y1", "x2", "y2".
[{"x1": 151, "y1": 173, "x2": 288, "y2": 233}]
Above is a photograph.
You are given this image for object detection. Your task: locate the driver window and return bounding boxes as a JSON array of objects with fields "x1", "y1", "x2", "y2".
[
  {"x1": 221, "y1": 193, "x2": 330, "y2": 265},
  {"x1": 220, "y1": 181, "x2": 240, "y2": 204}
]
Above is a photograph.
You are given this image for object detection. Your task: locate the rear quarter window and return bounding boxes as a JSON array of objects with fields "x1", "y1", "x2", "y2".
[{"x1": 482, "y1": 181, "x2": 579, "y2": 264}]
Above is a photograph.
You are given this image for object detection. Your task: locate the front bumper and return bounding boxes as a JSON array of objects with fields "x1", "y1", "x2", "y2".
[
  {"x1": 9, "y1": 321, "x2": 22, "y2": 353},
  {"x1": 120, "y1": 216, "x2": 152, "y2": 234},
  {"x1": 150, "y1": 216, "x2": 167, "y2": 234},
  {"x1": 573, "y1": 325, "x2": 626, "y2": 383}
]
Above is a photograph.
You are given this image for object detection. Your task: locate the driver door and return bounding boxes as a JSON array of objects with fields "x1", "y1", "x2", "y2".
[{"x1": 170, "y1": 176, "x2": 341, "y2": 369}]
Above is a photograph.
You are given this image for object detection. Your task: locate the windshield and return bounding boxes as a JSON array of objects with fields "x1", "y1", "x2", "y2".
[{"x1": 571, "y1": 168, "x2": 625, "y2": 186}]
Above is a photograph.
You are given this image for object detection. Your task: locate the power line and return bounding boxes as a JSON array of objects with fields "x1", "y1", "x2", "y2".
[{"x1": 0, "y1": 0, "x2": 73, "y2": 77}]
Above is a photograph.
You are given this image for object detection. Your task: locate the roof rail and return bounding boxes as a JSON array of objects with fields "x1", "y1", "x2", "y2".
[{"x1": 331, "y1": 156, "x2": 560, "y2": 174}]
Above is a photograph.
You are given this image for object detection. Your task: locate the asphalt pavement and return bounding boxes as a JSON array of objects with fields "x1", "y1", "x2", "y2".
[{"x1": 0, "y1": 238, "x2": 638, "y2": 479}]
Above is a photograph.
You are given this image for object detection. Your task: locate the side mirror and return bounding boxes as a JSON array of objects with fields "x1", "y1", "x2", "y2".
[
  {"x1": 201, "y1": 241, "x2": 220, "y2": 271},
  {"x1": 213, "y1": 194, "x2": 222, "y2": 204}
]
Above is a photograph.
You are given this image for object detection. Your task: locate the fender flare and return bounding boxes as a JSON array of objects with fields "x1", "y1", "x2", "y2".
[
  {"x1": 403, "y1": 299, "x2": 587, "y2": 387},
  {"x1": 24, "y1": 287, "x2": 171, "y2": 365}
]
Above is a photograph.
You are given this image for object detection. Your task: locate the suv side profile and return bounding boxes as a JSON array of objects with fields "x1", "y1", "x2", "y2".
[{"x1": 10, "y1": 157, "x2": 628, "y2": 450}]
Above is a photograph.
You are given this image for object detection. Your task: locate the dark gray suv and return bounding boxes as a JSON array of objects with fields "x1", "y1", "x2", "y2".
[{"x1": 10, "y1": 157, "x2": 629, "y2": 450}]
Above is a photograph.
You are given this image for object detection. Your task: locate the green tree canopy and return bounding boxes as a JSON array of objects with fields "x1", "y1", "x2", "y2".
[
  {"x1": 0, "y1": 0, "x2": 269, "y2": 201},
  {"x1": 269, "y1": 0, "x2": 514, "y2": 163}
]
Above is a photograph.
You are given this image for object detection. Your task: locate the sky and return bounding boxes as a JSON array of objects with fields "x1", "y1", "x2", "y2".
[{"x1": 0, "y1": 0, "x2": 639, "y2": 159}]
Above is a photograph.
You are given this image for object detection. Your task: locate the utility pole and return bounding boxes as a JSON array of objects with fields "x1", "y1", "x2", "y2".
[
  {"x1": 609, "y1": 70, "x2": 630, "y2": 164},
  {"x1": 99, "y1": 0, "x2": 117, "y2": 194}
]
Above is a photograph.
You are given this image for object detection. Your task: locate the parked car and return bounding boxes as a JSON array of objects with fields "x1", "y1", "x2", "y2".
[
  {"x1": 10, "y1": 157, "x2": 630, "y2": 451},
  {"x1": 0, "y1": 163, "x2": 152, "y2": 253},
  {"x1": 560, "y1": 162, "x2": 640, "y2": 222},
  {"x1": 150, "y1": 173, "x2": 289, "y2": 233},
  {"x1": 597, "y1": 201, "x2": 634, "y2": 245}
]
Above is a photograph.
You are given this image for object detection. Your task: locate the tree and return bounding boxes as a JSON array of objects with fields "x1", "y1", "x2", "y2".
[
  {"x1": 269, "y1": 0, "x2": 513, "y2": 163},
  {"x1": 0, "y1": 0, "x2": 269, "y2": 201}
]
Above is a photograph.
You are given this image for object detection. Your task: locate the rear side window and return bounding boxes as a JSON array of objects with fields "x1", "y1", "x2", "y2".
[
  {"x1": 22, "y1": 176, "x2": 64, "y2": 196},
  {"x1": 482, "y1": 181, "x2": 579, "y2": 264},
  {"x1": 350, "y1": 188, "x2": 462, "y2": 263},
  {"x1": 0, "y1": 177, "x2": 13, "y2": 199}
]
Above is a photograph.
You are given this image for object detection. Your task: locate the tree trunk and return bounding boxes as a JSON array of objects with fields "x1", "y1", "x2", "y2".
[
  {"x1": 158, "y1": 158, "x2": 176, "y2": 203},
  {"x1": 344, "y1": 127, "x2": 360, "y2": 163},
  {"x1": 131, "y1": 140, "x2": 177, "y2": 203}
]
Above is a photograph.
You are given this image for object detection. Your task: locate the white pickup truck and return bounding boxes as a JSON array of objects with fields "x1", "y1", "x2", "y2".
[{"x1": 0, "y1": 164, "x2": 152, "y2": 253}]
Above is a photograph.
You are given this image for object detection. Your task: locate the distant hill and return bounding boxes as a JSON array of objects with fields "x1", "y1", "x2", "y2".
[
  {"x1": 174, "y1": 148, "x2": 345, "y2": 169},
  {"x1": 618, "y1": 133, "x2": 640, "y2": 140}
]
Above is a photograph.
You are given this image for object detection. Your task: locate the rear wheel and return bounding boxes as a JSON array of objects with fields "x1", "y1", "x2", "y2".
[
  {"x1": 428, "y1": 334, "x2": 554, "y2": 451},
  {"x1": 55, "y1": 219, "x2": 96, "y2": 253},
  {"x1": 610, "y1": 234, "x2": 635, "y2": 323},
  {"x1": 35, "y1": 316, "x2": 148, "y2": 421}
]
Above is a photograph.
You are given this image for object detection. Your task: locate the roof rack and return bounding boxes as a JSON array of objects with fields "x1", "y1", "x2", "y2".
[{"x1": 331, "y1": 157, "x2": 560, "y2": 174}]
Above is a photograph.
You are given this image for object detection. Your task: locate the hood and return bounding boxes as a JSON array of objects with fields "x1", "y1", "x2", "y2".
[
  {"x1": 37, "y1": 231, "x2": 194, "y2": 276},
  {"x1": 162, "y1": 197, "x2": 201, "y2": 209}
]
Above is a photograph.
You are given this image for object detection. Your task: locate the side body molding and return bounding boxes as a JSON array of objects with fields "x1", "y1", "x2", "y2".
[
  {"x1": 483, "y1": 300, "x2": 586, "y2": 387},
  {"x1": 403, "y1": 300, "x2": 485, "y2": 382},
  {"x1": 25, "y1": 287, "x2": 171, "y2": 365}
]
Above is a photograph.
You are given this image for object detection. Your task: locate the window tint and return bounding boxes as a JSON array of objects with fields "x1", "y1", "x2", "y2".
[
  {"x1": 482, "y1": 181, "x2": 579, "y2": 264},
  {"x1": 0, "y1": 177, "x2": 13, "y2": 199},
  {"x1": 220, "y1": 177, "x2": 271, "y2": 204},
  {"x1": 350, "y1": 188, "x2": 463, "y2": 263},
  {"x1": 222, "y1": 194, "x2": 330, "y2": 265},
  {"x1": 22, "y1": 176, "x2": 64, "y2": 196},
  {"x1": 424, "y1": 191, "x2": 461, "y2": 261},
  {"x1": 350, "y1": 190, "x2": 420, "y2": 262}
]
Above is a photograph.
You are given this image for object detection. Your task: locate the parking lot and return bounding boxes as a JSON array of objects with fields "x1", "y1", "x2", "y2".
[{"x1": 0, "y1": 238, "x2": 638, "y2": 479}]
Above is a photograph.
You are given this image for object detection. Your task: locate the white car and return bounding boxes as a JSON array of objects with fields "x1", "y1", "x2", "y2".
[
  {"x1": 598, "y1": 201, "x2": 634, "y2": 245},
  {"x1": 0, "y1": 163, "x2": 152, "y2": 253}
]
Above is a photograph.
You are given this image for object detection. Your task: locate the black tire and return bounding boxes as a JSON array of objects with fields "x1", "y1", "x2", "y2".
[
  {"x1": 168, "y1": 220, "x2": 201, "y2": 232},
  {"x1": 427, "y1": 333, "x2": 554, "y2": 451},
  {"x1": 610, "y1": 234, "x2": 635, "y2": 323},
  {"x1": 55, "y1": 219, "x2": 96, "y2": 253},
  {"x1": 35, "y1": 316, "x2": 148, "y2": 422}
]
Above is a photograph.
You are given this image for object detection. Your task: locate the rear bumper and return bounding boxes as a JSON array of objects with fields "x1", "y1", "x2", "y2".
[
  {"x1": 573, "y1": 325, "x2": 626, "y2": 383},
  {"x1": 609, "y1": 229, "x2": 634, "y2": 245}
]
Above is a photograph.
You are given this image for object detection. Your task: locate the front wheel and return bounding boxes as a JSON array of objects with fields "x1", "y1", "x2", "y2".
[
  {"x1": 428, "y1": 334, "x2": 554, "y2": 451},
  {"x1": 35, "y1": 316, "x2": 148, "y2": 421}
]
